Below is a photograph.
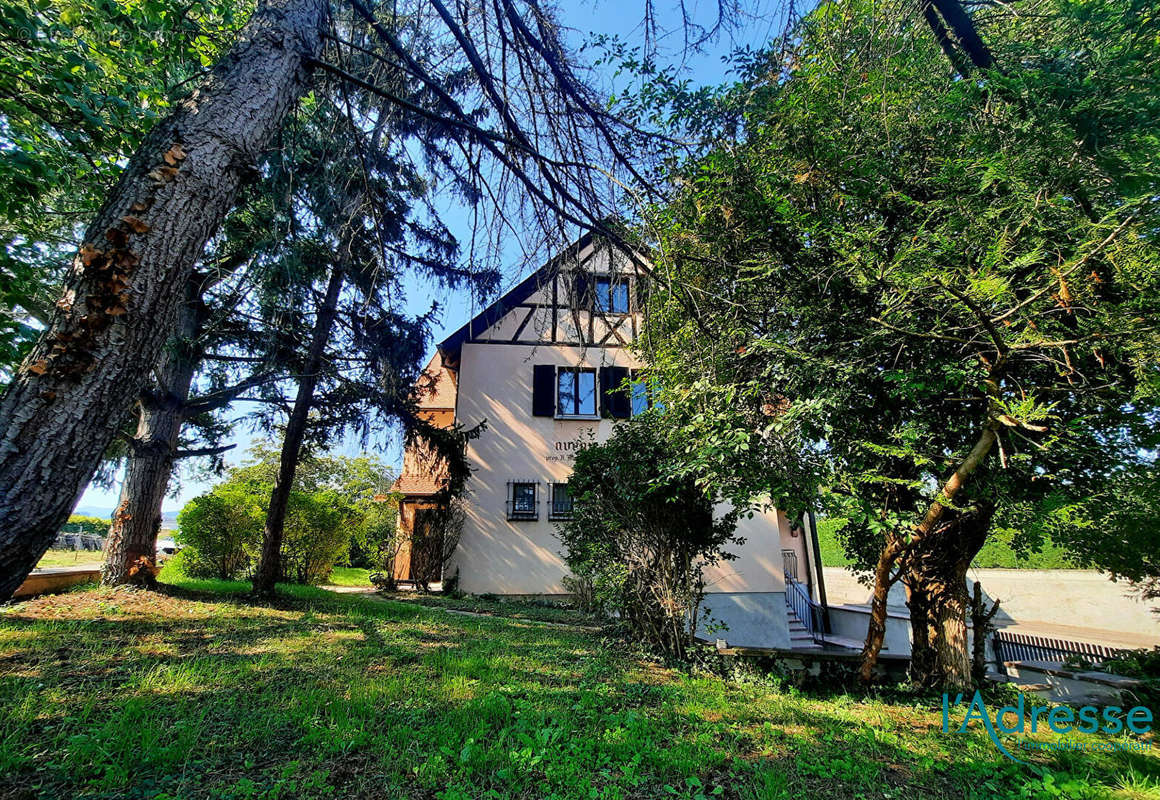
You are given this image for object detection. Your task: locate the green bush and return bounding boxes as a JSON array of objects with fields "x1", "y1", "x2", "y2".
[
  {"x1": 348, "y1": 501, "x2": 402, "y2": 572},
  {"x1": 557, "y1": 417, "x2": 739, "y2": 660},
  {"x1": 176, "y1": 484, "x2": 264, "y2": 580},
  {"x1": 280, "y1": 489, "x2": 350, "y2": 584},
  {"x1": 175, "y1": 450, "x2": 399, "y2": 584}
]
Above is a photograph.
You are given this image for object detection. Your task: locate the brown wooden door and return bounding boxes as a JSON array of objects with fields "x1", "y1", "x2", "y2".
[{"x1": 408, "y1": 507, "x2": 444, "y2": 585}]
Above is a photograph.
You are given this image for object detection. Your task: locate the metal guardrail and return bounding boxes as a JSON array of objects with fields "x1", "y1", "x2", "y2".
[
  {"x1": 785, "y1": 570, "x2": 827, "y2": 644},
  {"x1": 994, "y1": 630, "x2": 1127, "y2": 667},
  {"x1": 781, "y1": 549, "x2": 798, "y2": 581}
]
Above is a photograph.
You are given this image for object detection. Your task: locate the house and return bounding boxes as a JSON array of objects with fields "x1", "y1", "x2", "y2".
[{"x1": 392, "y1": 233, "x2": 837, "y2": 652}]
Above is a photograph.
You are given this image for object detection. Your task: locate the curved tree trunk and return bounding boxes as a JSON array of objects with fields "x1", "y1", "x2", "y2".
[
  {"x1": 859, "y1": 420, "x2": 1000, "y2": 683},
  {"x1": 858, "y1": 535, "x2": 905, "y2": 684},
  {"x1": 0, "y1": 0, "x2": 326, "y2": 600},
  {"x1": 252, "y1": 263, "x2": 345, "y2": 596}
]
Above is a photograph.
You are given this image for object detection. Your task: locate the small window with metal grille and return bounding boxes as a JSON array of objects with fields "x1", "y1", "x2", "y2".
[
  {"x1": 548, "y1": 482, "x2": 573, "y2": 520},
  {"x1": 506, "y1": 481, "x2": 538, "y2": 520}
]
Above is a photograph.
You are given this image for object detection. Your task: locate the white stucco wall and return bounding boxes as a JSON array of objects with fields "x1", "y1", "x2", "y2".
[
  {"x1": 447, "y1": 337, "x2": 796, "y2": 608},
  {"x1": 449, "y1": 340, "x2": 638, "y2": 595}
]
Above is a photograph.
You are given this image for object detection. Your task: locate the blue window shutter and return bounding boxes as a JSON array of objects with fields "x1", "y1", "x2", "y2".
[
  {"x1": 532, "y1": 365, "x2": 556, "y2": 417},
  {"x1": 599, "y1": 366, "x2": 631, "y2": 419}
]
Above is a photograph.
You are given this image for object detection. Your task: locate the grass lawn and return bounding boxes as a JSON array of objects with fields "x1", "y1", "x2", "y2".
[
  {"x1": 1, "y1": 581, "x2": 1157, "y2": 800},
  {"x1": 816, "y1": 518, "x2": 1078, "y2": 570},
  {"x1": 32, "y1": 549, "x2": 103, "y2": 570},
  {"x1": 325, "y1": 567, "x2": 375, "y2": 587}
]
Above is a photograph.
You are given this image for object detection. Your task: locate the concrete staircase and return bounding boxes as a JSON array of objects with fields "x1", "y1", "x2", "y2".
[
  {"x1": 786, "y1": 604, "x2": 867, "y2": 652},
  {"x1": 787, "y1": 606, "x2": 824, "y2": 651}
]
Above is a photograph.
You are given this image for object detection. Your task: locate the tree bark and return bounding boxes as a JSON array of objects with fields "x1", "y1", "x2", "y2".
[
  {"x1": 0, "y1": 0, "x2": 326, "y2": 600},
  {"x1": 858, "y1": 535, "x2": 905, "y2": 684},
  {"x1": 904, "y1": 503, "x2": 993, "y2": 691},
  {"x1": 252, "y1": 263, "x2": 345, "y2": 595},
  {"x1": 101, "y1": 284, "x2": 203, "y2": 586},
  {"x1": 905, "y1": 566, "x2": 934, "y2": 682}
]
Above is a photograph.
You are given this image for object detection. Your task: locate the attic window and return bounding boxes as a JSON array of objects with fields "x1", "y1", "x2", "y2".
[{"x1": 594, "y1": 277, "x2": 629, "y2": 314}]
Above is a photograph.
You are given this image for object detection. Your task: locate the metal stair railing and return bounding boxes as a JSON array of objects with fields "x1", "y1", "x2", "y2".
[{"x1": 784, "y1": 570, "x2": 827, "y2": 645}]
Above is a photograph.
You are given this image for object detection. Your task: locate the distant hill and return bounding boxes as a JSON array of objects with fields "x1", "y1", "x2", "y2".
[{"x1": 71, "y1": 506, "x2": 180, "y2": 523}]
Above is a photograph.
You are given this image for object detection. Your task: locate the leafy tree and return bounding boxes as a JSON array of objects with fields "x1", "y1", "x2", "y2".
[
  {"x1": 557, "y1": 418, "x2": 739, "y2": 660},
  {"x1": 350, "y1": 499, "x2": 401, "y2": 571},
  {"x1": 176, "y1": 448, "x2": 396, "y2": 582},
  {"x1": 1053, "y1": 464, "x2": 1160, "y2": 606},
  {"x1": 0, "y1": 0, "x2": 247, "y2": 371},
  {"x1": 643, "y1": 0, "x2": 1160, "y2": 688},
  {"x1": 278, "y1": 488, "x2": 352, "y2": 583}
]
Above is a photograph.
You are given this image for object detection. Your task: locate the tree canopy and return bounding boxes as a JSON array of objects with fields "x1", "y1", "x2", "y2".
[
  {"x1": 0, "y1": 0, "x2": 250, "y2": 371},
  {"x1": 641, "y1": 0, "x2": 1160, "y2": 687}
]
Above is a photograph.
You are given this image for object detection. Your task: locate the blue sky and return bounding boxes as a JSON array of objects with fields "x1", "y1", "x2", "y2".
[{"x1": 77, "y1": 0, "x2": 789, "y2": 515}]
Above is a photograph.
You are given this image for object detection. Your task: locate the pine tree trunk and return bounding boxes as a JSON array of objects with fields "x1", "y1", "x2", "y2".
[
  {"x1": 252, "y1": 263, "x2": 345, "y2": 595},
  {"x1": 102, "y1": 407, "x2": 183, "y2": 586},
  {"x1": 101, "y1": 289, "x2": 203, "y2": 586},
  {"x1": 0, "y1": 0, "x2": 326, "y2": 600}
]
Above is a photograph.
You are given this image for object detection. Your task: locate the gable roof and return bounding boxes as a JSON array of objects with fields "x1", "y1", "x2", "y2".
[{"x1": 437, "y1": 230, "x2": 597, "y2": 367}]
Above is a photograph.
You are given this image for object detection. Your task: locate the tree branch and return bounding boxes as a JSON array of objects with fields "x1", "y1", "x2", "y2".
[
  {"x1": 184, "y1": 371, "x2": 281, "y2": 415},
  {"x1": 174, "y1": 443, "x2": 237, "y2": 460}
]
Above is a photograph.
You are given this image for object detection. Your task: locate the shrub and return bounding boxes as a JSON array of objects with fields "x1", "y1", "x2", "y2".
[
  {"x1": 175, "y1": 450, "x2": 399, "y2": 585},
  {"x1": 557, "y1": 418, "x2": 739, "y2": 660},
  {"x1": 280, "y1": 489, "x2": 352, "y2": 584},
  {"x1": 353, "y1": 501, "x2": 405, "y2": 575},
  {"x1": 175, "y1": 484, "x2": 264, "y2": 579},
  {"x1": 60, "y1": 515, "x2": 110, "y2": 538}
]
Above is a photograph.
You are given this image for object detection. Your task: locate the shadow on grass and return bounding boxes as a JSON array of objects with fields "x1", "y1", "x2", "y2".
[{"x1": 1, "y1": 585, "x2": 1156, "y2": 800}]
